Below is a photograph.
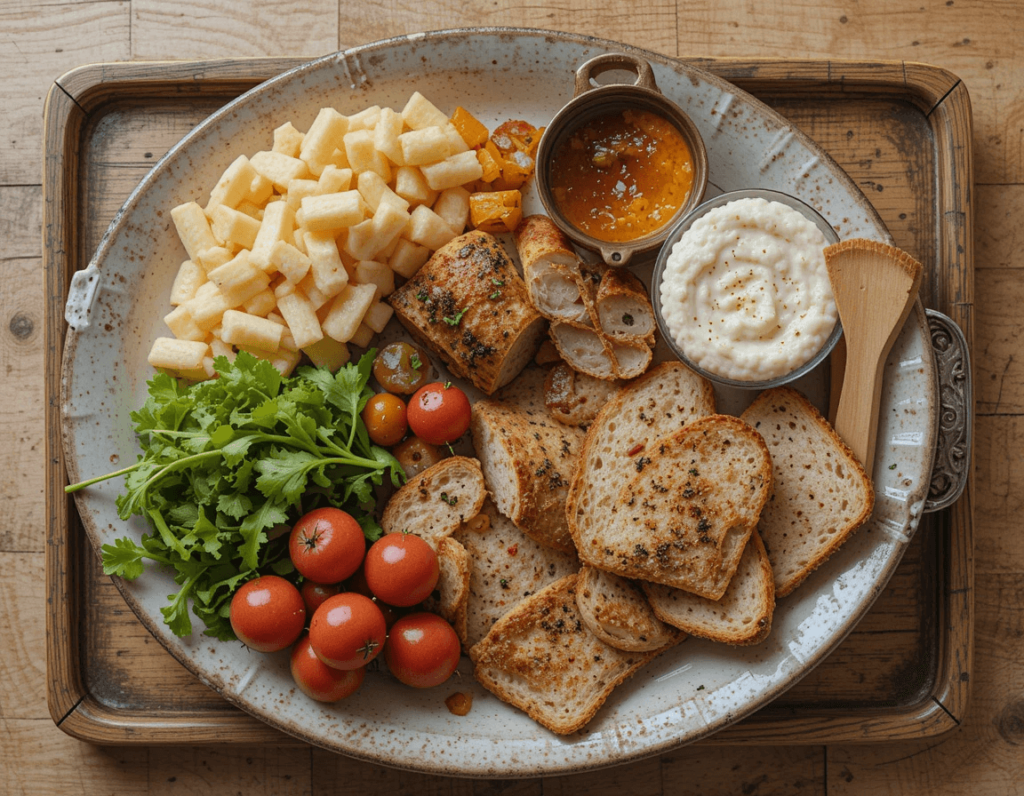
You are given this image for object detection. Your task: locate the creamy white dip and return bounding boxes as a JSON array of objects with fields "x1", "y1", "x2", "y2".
[{"x1": 659, "y1": 197, "x2": 837, "y2": 382}]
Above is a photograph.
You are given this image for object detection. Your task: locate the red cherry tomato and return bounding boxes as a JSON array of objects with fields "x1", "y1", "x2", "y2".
[
  {"x1": 229, "y1": 575, "x2": 306, "y2": 653},
  {"x1": 344, "y1": 566, "x2": 403, "y2": 629},
  {"x1": 300, "y1": 580, "x2": 340, "y2": 615},
  {"x1": 289, "y1": 507, "x2": 366, "y2": 584},
  {"x1": 406, "y1": 382, "x2": 472, "y2": 446},
  {"x1": 383, "y1": 612, "x2": 461, "y2": 688},
  {"x1": 290, "y1": 633, "x2": 366, "y2": 702},
  {"x1": 309, "y1": 592, "x2": 387, "y2": 670},
  {"x1": 363, "y1": 533, "x2": 440, "y2": 607}
]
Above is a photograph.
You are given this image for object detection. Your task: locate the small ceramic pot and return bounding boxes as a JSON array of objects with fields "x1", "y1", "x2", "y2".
[{"x1": 535, "y1": 52, "x2": 708, "y2": 267}]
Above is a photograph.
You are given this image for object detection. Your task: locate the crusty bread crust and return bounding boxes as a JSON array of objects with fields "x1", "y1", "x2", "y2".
[
  {"x1": 422, "y1": 537, "x2": 472, "y2": 644},
  {"x1": 469, "y1": 573, "x2": 675, "y2": 735},
  {"x1": 643, "y1": 531, "x2": 775, "y2": 645},
  {"x1": 741, "y1": 387, "x2": 875, "y2": 597},
  {"x1": 471, "y1": 400, "x2": 583, "y2": 553},
  {"x1": 596, "y1": 268, "x2": 656, "y2": 345},
  {"x1": 544, "y1": 362, "x2": 620, "y2": 429},
  {"x1": 576, "y1": 565, "x2": 683, "y2": 651}
]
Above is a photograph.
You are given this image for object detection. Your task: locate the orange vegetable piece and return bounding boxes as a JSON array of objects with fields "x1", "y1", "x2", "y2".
[
  {"x1": 469, "y1": 191, "x2": 523, "y2": 234},
  {"x1": 476, "y1": 148, "x2": 501, "y2": 183},
  {"x1": 450, "y1": 107, "x2": 489, "y2": 149}
]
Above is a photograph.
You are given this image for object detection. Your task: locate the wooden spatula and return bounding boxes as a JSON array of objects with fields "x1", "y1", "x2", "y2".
[{"x1": 825, "y1": 239, "x2": 923, "y2": 479}]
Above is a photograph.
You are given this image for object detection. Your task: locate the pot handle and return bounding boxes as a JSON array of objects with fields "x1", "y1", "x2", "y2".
[
  {"x1": 923, "y1": 308, "x2": 973, "y2": 513},
  {"x1": 573, "y1": 53, "x2": 659, "y2": 98}
]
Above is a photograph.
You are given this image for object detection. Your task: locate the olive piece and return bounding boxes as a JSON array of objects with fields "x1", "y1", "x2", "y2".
[
  {"x1": 392, "y1": 436, "x2": 445, "y2": 479},
  {"x1": 372, "y1": 342, "x2": 432, "y2": 395}
]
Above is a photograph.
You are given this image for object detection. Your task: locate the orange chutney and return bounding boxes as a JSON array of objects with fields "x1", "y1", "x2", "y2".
[{"x1": 549, "y1": 109, "x2": 694, "y2": 243}]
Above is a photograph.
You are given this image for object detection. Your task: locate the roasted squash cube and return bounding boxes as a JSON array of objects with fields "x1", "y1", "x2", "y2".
[
  {"x1": 469, "y1": 190, "x2": 523, "y2": 234},
  {"x1": 450, "y1": 107, "x2": 489, "y2": 149}
]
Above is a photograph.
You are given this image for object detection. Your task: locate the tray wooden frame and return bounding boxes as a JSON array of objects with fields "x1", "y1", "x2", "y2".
[{"x1": 43, "y1": 55, "x2": 974, "y2": 747}]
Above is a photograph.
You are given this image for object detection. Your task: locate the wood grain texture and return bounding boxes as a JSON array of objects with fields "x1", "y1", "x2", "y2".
[
  {"x1": 3, "y1": 0, "x2": 1018, "y2": 792},
  {"x1": 0, "y1": 2, "x2": 130, "y2": 185},
  {"x1": 131, "y1": 0, "x2": 338, "y2": 60}
]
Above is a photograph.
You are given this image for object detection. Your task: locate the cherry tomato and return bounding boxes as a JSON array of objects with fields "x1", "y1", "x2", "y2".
[
  {"x1": 229, "y1": 575, "x2": 306, "y2": 653},
  {"x1": 300, "y1": 580, "x2": 340, "y2": 615},
  {"x1": 290, "y1": 633, "x2": 366, "y2": 703},
  {"x1": 361, "y1": 393, "x2": 408, "y2": 447},
  {"x1": 364, "y1": 532, "x2": 439, "y2": 607},
  {"x1": 309, "y1": 592, "x2": 387, "y2": 670},
  {"x1": 392, "y1": 435, "x2": 445, "y2": 479},
  {"x1": 289, "y1": 508, "x2": 365, "y2": 584},
  {"x1": 373, "y1": 342, "x2": 432, "y2": 395},
  {"x1": 345, "y1": 565, "x2": 403, "y2": 629},
  {"x1": 406, "y1": 382, "x2": 472, "y2": 446},
  {"x1": 384, "y1": 612, "x2": 461, "y2": 689}
]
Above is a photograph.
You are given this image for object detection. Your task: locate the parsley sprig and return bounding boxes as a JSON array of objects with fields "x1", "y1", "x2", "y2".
[{"x1": 66, "y1": 350, "x2": 403, "y2": 640}]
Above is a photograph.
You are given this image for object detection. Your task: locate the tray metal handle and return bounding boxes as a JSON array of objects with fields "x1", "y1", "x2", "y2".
[{"x1": 924, "y1": 308, "x2": 972, "y2": 512}]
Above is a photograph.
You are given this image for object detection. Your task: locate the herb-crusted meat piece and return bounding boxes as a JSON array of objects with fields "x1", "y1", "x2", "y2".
[
  {"x1": 388, "y1": 230, "x2": 546, "y2": 395},
  {"x1": 469, "y1": 573, "x2": 675, "y2": 735}
]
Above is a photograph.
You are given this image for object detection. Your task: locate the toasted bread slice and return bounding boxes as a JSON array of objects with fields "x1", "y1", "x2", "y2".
[
  {"x1": 494, "y1": 363, "x2": 550, "y2": 414},
  {"x1": 514, "y1": 215, "x2": 589, "y2": 323},
  {"x1": 453, "y1": 498, "x2": 579, "y2": 649},
  {"x1": 602, "y1": 415, "x2": 772, "y2": 598},
  {"x1": 576, "y1": 565, "x2": 683, "y2": 652},
  {"x1": 549, "y1": 320, "x2": 618, "y2": 380},
  {"x1": 566, "y1": 361, "x2": 716, "y2": 573},
  {"x1": 608, "y1": 336, "x2": 653, "y2": 379},
  {"x1": 471, "y1": 399, "x2": 584, "y2": 553},
  {"x1": 642, "y1": 530, "x2": 775, "y2": 645},
  {"x1": 422, "y1": 537, "x2": 472, "y2": 643},
  {"x1": 380, "y1": 456, "x2": 487, "y2": 548},
  {"x1": 740, "y1": 387, "x2": 875, "y2": 597},
  {"x1": 469, "y1": 573, "x2": 674, "y2": 735},
  {"x1": 544, "y1": 362, "x2": 621, "y2": 428}
]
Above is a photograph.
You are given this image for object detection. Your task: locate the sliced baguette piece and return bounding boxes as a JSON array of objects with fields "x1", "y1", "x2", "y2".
[
  {"x1": 387, "y1": 230, "x2": 546, "y2": 394},
  {"x1": 544, "y1": 362, "x2": 621, "y2": 428},
  {"x1": 380, "y1": 456, "x2": 487, "y2": 548},
  {"x1": 576, "y1": 565, "x2": 683, "y2": 652},
  {"x1": 469, "y1": 573, "x2": 674, "y2": 735},
  {"x1": 608, "y1": 336, "x2": 653, "y2": 379},
  {"x1": 494, "y1": 363, "x2": 550, "y2": 414},
  {"x1": 740, "y1": 387, "x2": 875, "y2": 597},
  {"x1": 566, "y1": 361, "x2": 716, "y2": 562},
  {"x1": 471, "y1": 399, "x2": 584, "y2": 553},
  {"x1": 453, "y1": 498, "x2": 579, "y2": 650},
  {"x1": 422, "y1": 536, "x2": 472, "y2": 644},
  {"x1": 549, "y1": 320, "x2": 617, "y2": 380},
  {"x1": 605, "y1": 415, "x2": 772, "y2": 599},
  {"x1": 596, "y1": 268, "x2": 656, "y2": 344},
  {"x1": 513, "y1": 215, "x2": 588, "y2": 323},
  {"x1": 642, "y1": 530, "x2": 775, "y2": 645}
]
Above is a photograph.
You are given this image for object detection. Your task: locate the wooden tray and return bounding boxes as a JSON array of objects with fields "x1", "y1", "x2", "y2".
[{"x1": 44, "y1": 56, "x2": 974, "y2": 747}]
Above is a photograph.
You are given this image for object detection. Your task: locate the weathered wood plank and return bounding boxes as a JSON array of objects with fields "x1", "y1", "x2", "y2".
[
  {"x1": 0, "y1": 2, "x2": 130, "y2": 185},
  {"x1": 0, "y1": 552, "x2": 47, "y2": 719},
  {"x1": 131, "y1": 0, "x2": 339, "y2": 60},
  {"x1": 974, "y1": 415, "x2": 1024, "y2": 573}
]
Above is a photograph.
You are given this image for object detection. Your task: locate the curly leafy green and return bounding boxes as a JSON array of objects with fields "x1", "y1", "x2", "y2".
[{"x1": 67, "y1": 350, "x2": 403, "y2": 640}]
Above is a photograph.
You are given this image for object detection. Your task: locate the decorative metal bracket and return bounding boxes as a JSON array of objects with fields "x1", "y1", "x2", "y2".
[{"x1": 924, "y1": 309, "x2": 972, "y2": 512}]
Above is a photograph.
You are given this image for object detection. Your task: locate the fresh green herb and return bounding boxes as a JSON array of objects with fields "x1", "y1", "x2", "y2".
[
  {"x1": 409, "y1": 352, "x2": 422, "y2": 370},
  {"x1": 66, "y1": 351, "x2": 403, "y2": 641},
  {"x1": 416, "y1": 290, "x2": 430, "y2": 302},
  {"x1": 443, "y1": 381, "x2": 452, "y2": 390},
  {"x1": 622, "y1": 313, "x2": 635, "y2": 327},
  {"x1": 440, "y1": 492, "x2": 458, "y2": 506},
  {"x1": 489, "y1": 290, "x2": 502, "y2": 300},
  {"x1": 697, "y1": 684, "x2": 705, "y2": 691},
  {"x1": 491, "y1": 278, "x2": 505, "y2": 286},
  {"x1": 889, "y1": 463, "x2": 897, "y2": 470},
  {"x1": 442, "y1": 307, "x2": 468, "y2": 326}
]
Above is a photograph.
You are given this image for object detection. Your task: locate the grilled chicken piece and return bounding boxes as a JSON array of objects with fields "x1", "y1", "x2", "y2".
[{"x1": 388, "y1": 231, "x2": 546, "y2": 395}]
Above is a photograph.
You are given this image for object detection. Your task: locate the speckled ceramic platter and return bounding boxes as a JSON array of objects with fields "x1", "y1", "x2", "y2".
[{"x1": 61, "y1": 29, "x2": 937, "y2": 777}]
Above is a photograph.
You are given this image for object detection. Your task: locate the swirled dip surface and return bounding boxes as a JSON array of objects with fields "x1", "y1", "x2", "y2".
[{"x1": 660, "y1": 197, "x2": 837, "y2": 381}]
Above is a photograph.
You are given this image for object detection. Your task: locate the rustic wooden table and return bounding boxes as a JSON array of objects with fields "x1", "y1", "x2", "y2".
[{"x1": 3, "y1": 2, "x2": 1021, "y2": 794}]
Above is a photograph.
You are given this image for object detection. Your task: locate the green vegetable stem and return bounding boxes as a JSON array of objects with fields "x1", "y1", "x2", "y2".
[{"x1": 65, "y1": 350, "x2": 404, "y2": 641}]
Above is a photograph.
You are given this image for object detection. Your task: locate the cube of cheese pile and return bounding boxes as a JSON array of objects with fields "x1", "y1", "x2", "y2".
[{"x1": 148, "y1": 93, "x2": 537, "y2": 382}]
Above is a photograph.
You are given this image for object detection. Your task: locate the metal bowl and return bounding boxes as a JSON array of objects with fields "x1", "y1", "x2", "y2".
[
  {"x1": 651, "y1": 188, "x2": 843, "y2": 390},
  {"x1": 535, "y1": 52, "x2": 708, "y2": 267}
]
